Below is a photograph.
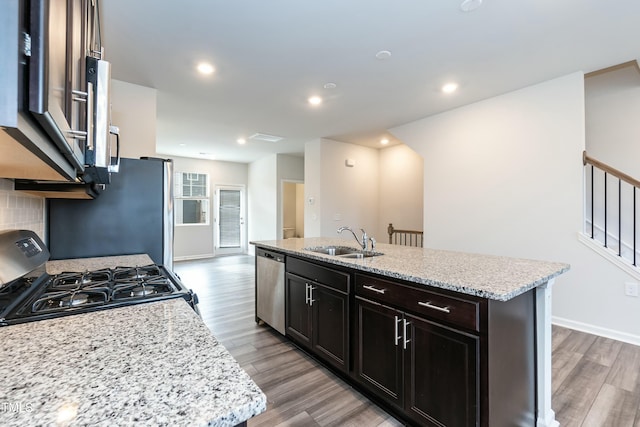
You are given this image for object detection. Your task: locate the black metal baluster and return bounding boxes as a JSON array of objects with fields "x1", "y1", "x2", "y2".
[{"x1": 618, "y1": 179, "x2": 622, "y2": 256}]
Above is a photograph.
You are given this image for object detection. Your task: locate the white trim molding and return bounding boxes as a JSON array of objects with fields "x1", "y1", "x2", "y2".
[
  {"x1": 577, "y1": 232, "x2": 640, "y2": 281},
  {"x1": 553, "y1": 316, "x2": 640, "y2": 347},
  {"x1": 536, "y1": 279, "x2": 560, "y2": 427}
]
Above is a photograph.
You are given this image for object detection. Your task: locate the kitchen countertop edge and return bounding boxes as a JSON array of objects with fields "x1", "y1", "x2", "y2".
[{"x1": 251, "y1": 238, "x2": 570, "y2": 301}]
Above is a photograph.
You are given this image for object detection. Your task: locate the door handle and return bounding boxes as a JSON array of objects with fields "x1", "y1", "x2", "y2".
[
  {"x1": 394, "y1": 315, "x2": 402, "y2": 346},
  {"x1": 403, "y1": 319, "x2": 411, "y2": 350},
  {"x1": 309, "y1": 286, "x2": 316, "y2": 306}
]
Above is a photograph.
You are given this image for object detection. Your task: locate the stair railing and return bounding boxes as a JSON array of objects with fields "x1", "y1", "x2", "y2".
[{"x1": 583, "y1": 151, "x2": 638, "y2": 267}]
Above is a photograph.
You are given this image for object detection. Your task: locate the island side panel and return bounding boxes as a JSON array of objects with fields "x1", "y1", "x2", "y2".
[{"x1": 487, "y1": 289, "x2": 536, "y2": 426}]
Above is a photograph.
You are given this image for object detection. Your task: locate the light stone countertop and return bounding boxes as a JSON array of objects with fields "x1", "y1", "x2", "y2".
[
  {"x1": 0, "y1": 254, "x2": 266, "y2": 426},
  {"x1": 0, "y1": 299, "x2": 266, "y2": 427},
  {"x1": 45, "y1": 254, "x2": 155, "y2": 274},
  {"x1": 252, "y1": 237, "x2": 570, "y2": 301}
]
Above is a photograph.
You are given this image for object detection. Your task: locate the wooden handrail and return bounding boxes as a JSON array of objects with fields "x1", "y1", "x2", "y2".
[{"x1": 583, "y1": 151, "x2": 640, "y2": 188}]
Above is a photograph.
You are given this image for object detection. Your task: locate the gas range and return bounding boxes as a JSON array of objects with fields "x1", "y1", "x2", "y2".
[{"x1": 0, "y1": 230, "x2": 199, "y2": 326}]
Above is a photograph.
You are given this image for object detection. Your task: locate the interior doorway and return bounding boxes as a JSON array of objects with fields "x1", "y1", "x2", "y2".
[
  {"x1": 214, "y1": 185, "x2": 246, "y2": 255},
  {"x1": 282, "y1": 181, "x2": 304, "y2": 239}
]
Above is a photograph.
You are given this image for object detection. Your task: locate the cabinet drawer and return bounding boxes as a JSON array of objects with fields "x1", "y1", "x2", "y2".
[
  {"x1": 355, "y1": 274, "x2": 480, "y2": 332},
  {"x1": 287, "y1": 257, "x2": 350, "y2": 293}
]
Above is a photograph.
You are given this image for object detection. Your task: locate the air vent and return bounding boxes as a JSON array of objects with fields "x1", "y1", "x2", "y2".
[{"x1": 249, "y1": 133, "x2": 283, "y2": 143}]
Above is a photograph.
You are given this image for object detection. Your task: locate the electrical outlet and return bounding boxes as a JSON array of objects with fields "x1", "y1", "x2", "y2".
[{"x1": 625, "y1": 282, "x2": 639, "y2": 297}]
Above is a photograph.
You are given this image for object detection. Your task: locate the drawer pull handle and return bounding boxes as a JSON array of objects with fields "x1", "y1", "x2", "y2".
[
  {"x1": 418, "y1": 301, "x2": 451, "y2": 313},
  {"x1": 403, "y1": 319, "x2": 411, "y2": 350},
  {"x1": 394, "y1": 316, "x2": 401, "y2": 346},
  {"x1": 363, "y1": 284, "x2": 386, "y2": 294}
]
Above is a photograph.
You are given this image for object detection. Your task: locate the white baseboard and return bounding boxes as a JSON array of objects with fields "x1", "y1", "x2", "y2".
[
  {"x1": 552, "y1": 316, "x2": 640, "y2": 347},
  {"x1": 173, "y1": 253, "x2": 215, "y2": 262}
]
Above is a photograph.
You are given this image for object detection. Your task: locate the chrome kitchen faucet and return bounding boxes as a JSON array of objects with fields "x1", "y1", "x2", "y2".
[{"x1": 337, "y1": 226, "x2": 375, "y2": 251}]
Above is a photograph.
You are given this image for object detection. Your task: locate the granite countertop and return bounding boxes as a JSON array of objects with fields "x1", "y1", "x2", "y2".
[
  {"x1": 45, "y1": 254, "x2": 155, "y2": 274},
  {"x1": 251, "y1": 237, "x2": 570, "y2": 301},
  {"x1": 0, "y1": 299, "x2": 266, "y2": 426}
]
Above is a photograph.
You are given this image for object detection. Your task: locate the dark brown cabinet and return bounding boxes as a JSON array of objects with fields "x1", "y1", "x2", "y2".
[
  {"x1": 355, "y1": 296, "x2": 479, "y2": 426},
  {"x1": 285, "y1": 257, "x2": 350, "y2": 373},
  {"x1": 260, "y1": 248, "x2": 537, "y2": 427}
]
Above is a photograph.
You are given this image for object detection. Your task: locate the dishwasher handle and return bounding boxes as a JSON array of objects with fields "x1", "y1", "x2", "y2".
[{"x1": 257, "y1": 248, "x2": 285, "y2": 263}]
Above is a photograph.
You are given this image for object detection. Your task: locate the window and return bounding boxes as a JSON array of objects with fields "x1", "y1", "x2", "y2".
[{"x1": 175, "y1": 172, "x2": 209, "y2": 225}]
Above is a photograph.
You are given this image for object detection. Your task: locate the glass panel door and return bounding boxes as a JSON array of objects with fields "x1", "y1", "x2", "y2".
[{"x1": 214, "y1": 185, "x2": 245, "y2": 255}]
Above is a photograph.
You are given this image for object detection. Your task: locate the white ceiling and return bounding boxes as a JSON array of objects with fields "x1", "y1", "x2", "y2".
[{"x1": 101, "y1": 0, "x2": 640, "y2": 164}]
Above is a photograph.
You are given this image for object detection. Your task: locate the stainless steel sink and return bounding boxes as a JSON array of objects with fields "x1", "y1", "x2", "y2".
[
  {"x1": 303, "y1": 246, "x2": 383, "y2": 258},
  {"x1": 304, "y1": 246, "x2": 358, "y2": 255}
]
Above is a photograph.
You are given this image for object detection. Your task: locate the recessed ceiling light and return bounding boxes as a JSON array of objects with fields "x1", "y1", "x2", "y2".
[
  {"x1": 179, "y1": 143, "x2": 186, "y2": 146},
  {"x1": 308, "y1": 96, "x2": 322, "y2": 106},
  {"x1": 323, "y1": 82, "x2": 337, "y2": 89},
  {"x1": 237, "y1": 138, "x2": 246, "y2": 145},
  {"x1": 375, "y1": 50, "x2": 392, "y2": 60},
  {"x1": 460, "y1": 0, "x2": 482, "y2": 12},
  {"x1": 380, "y1": 138, "x2": 389, "y2": 145},
  {"x1": 442, "y1": 82, "x2": 459, "y2": 94},
  {"x1": 197, "y1": 63, "x2": 215, "y2": 75}
]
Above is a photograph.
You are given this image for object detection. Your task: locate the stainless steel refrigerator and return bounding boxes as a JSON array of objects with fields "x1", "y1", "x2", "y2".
[{"x1": 47, "y1": 157, "x2": 174, "y2": 269}]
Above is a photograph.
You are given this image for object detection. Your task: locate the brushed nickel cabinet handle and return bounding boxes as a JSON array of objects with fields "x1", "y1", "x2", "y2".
[
  {"x1": 394, "y1": 315, "x2": 401, "y2": 346},
  {"x1": 418, "y1": 301, "x2": 451, "y2": 313},
  {"x1": 363, "y1": 284, "x2": 386, "y2": 294},
  {"x1": 403, "y1": 319, "x2": 411, "y2": 350}
]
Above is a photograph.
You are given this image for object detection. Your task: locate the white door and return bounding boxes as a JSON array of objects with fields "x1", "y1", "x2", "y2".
[{"x1": 214, "y1": 185, "x2": 245, "y2": 255}]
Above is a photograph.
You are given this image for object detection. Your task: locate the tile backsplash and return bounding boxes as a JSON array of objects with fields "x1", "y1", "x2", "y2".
[{"x1": 0, "y1": 179, "x2": 45, "y2": 239}]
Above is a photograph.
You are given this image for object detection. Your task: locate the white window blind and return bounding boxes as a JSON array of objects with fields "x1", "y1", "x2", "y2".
[{"x1": 219, "y1": 189, "x2": 241, "y2": 247}]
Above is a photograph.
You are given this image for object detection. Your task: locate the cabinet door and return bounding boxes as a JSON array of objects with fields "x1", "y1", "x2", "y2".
[
  {"x1": 311, "y1": 284, "x2": 349, "y2": 373},
  {"x1": 354, "y1": 297, "x2": 403, "y2": 408},
  {"x1": 404, "y1": 314, "x2": 479, "y2": 427},
  {"x1": 285, "y1": 273, "x2": 311, "y2": 349}
]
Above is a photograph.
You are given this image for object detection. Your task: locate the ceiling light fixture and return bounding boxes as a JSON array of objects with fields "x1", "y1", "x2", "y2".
[
  {"x1": 460, "y1": 0, "x2": 482, "y2": 12},
  {"x1": 323, "y1": 82, "x2": 337, "y2": 89},
  {"x1": 442, "y1": 82, "x2": 459, "y2": 94},
  {"x1": 237, "y1": 138, "x2": 246, "y2": 145},
  {"x1": 196, "y1": 62, "x2": 215, "y2": 75},
  {"x1": 375, "y1": 50, "x2": 392, "y2": 60},
  {"x1": 308, "y1": 96, "x2": 322, "y2": 106},
  {"x1": 380, "y1": 138, "x2": 389, "y2": 145}
]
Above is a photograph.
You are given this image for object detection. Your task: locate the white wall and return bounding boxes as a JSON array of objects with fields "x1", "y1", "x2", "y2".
[
  {"x1": 304, "y1": 138, "x2": 379, "y2": 242},
  {"x1": 378, "y1": 144, "x2": 424, "y2": 242},
  {"x1": 391, "y1": 72, "x2": 640, "y2": 343},
  {"x1": 111, "y1": 80, "x2": 157, "y2": 158},
  {"x1": 304, "y1": 140, "x2": 322, "y2": 237},
  {"x1": 171, "y1": 156, "x2": 248, "y2": 260},
  {"x1": 585, "y1": 63, "x2": 640, "y2": 177},
  {"x1": 248, "y1": 155, "x2": 278, "y2": 254}
]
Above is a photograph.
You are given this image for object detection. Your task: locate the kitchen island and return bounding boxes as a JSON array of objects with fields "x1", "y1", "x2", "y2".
[
  {"x1": 252, "y1": 237, "x2": 570, "y2": 427},
  {"x1": 0, "y1": 255, "x2": 266, "y2": 427}
]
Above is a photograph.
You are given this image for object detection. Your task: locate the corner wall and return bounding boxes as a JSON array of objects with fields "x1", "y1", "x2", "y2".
[{"x1": 392, "y1": 73, "x2": 640, "y2": 343}]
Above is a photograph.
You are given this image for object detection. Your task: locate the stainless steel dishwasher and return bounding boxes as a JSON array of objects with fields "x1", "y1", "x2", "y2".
[{"x1": 256, "y1": 248, "x2": 286, "y2": 335}]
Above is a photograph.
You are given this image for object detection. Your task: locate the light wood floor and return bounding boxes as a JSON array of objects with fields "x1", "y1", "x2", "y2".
[{"x1": 174, "y1": 255, "x2": 640, "y2": 427}]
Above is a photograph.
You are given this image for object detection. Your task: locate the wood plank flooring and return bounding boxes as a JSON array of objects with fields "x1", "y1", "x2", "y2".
[{"x1": 174, "y1": 255, "x2": 640, "y2": 427}]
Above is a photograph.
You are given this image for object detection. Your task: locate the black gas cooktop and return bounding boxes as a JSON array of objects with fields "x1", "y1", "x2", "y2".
[{"x1": 0, "y1": 265, "x2": 198, "y2": 326}]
